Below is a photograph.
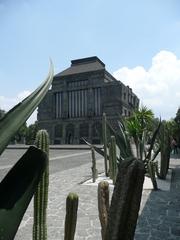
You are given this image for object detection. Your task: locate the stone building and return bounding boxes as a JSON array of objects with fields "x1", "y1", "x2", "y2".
[{"x1": 37, "y1": 56, "x2": 139, "y2": 144}]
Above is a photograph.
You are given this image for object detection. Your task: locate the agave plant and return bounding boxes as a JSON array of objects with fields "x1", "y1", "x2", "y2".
[
  {"x1": 0, "y1": 61, "x2": 54, "y2": 155},
  {"x1": 0, "y1": 61, "x2": 54, "y2": 239},
  {"x1": 83, "y1": 111, "x2": 161, "y2": 190}
]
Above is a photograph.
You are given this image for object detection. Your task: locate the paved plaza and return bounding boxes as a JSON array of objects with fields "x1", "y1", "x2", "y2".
[{"x1": 1, "y1": 147, "x2": 180, "y2": 239}]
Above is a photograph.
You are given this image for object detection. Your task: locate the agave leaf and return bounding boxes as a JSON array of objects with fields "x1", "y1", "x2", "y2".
[
  {"x1": 0, "y1": 146, "x2": 47, "y2": 239},
  {"x1": 0, "y1": 61, "x2": 54, "y2": 156},
  {"x1": 151, "y1": 146, "x2": 160, "y2": 161},
  {"x1": 139, "y1": 131, "x2": 146, "y2": 161},
  {"x1": 81, "y1": 137, "x2": 108, "y2": 159},
  {"x1": 144, "y1": 119, "x2": 161, "y2": 162},
  {"x1": 105, "y1": 120, "x2": 127, "y2": 159},
  {"x1": 117, "y1": 120, "x2": 134, "y2": 158}
]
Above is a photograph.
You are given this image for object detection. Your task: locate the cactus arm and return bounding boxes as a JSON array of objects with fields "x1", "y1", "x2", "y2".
[
  {"x1": 98, "y1": 181, "x2": 109, "y2": 240},
  {"x1": 91, "y1": 147, "x2": 98, "y2": 183},
  {"x1": 105, "y1": 159, "x2": 145, "y2": 240},
  {"x1": 147, "y1": 160, "x2": 158, "y2": 190},
  {"x1": 64, "y1": 192, "x2": 79, "y2": 240},
  {"x1": 33, "y1": 130, "x2": 49, "y2": 240}
]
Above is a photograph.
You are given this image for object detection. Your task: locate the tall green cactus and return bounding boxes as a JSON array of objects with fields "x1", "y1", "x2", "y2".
[
  {"x1": 64, "y1": 192, "x2": 79, "y2": 240},
  {"x1": 109, "y1": 136, "x2": 117, "y2": 184},
  {"x1": 98, "y1": 181, "x2": 109, "y2": 240},
  {"x1": 105, "y1": 159, "x2": 145, "y2": 240},
  {"x1": 159, "y1": 122, "x2": 171, "y2": 179},
  {"x1": 91, "y1": 147, "x2": 98, "y2": 183},
  {"x1": 33, "y1": 129, "x2": 50, "y2": 240},
  {"x1": 147, "y1": 160, "x2": 158, "y2": 190},
  {"x1": 102, "y1": 112, "x2": 108, "y2": 176}
]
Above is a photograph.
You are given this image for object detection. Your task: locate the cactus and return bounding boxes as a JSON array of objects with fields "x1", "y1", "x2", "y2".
[
  {"x1": 109, "y1": 136, "x2": 117, "y2": 184},
  {"x1": 33, "y1": 129, "x2": 50, "y2": 240},
  {"x1": 91, "y1": 147, "x2": 98, "y2": 183},
  {"x1": 105, "y1": 159, "x2": 145, "y2": 240},
  {"x1": 98, "y1": 181, "x2": 109, "y2": 240},
  {"x1": 64, "y1": 192, "x2": 79, "y2": 240},
  {"x1": 147, "y1": 160, "x2": 158, "y2": 190},
  {"x1": 159, "y1": 123, "x2": 171, "y2": 179},
  {"x1": 102, "y1": 112, "x2": 108, "y2": 176}
]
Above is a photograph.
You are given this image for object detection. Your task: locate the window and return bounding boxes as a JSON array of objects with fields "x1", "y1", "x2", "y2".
[{"x1": 55, "y1": 92, "x2": 63, "y2": 118}]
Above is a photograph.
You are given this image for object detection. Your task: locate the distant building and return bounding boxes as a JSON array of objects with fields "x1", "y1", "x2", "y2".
[{"x1": 37, "y1": 56, "x2": 139, "y2": 144}]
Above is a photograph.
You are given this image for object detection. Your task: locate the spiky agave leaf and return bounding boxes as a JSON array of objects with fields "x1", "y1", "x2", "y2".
[
  {"x1": 0, "y1": 61, "x2": 54, "y2": 156},
  {"x1": 144, "y1": 119, "x2": 161, "y2": 163},
  {"x1": 81, "y1": 137, "x2": 107, "y2": 159},
  {"x1": 0, "y1": 146, "x2": 47, "y2": 239},
  {"x1": 104, "y1": 120, "x2": 132, "y2": 160},
  {"x1": 117, "y1": 120, "x2": 134, "y2": 159}
]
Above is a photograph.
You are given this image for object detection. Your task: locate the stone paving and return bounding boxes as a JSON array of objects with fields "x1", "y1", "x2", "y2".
[
  {"x1": 15, "y1": 155, "x2": 180, "y2": 240},
  {"x1": 135, "y1": 156, "x2": 180, "y2": 240}
]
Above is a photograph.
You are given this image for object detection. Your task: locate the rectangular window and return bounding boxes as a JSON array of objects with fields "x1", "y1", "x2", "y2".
[
  {"x1": 55, "y1": 92, "x2": 63, "y2": 118},
  {"x1": 93, "y1": 88, "x2": 101, "y2": 116},
  {"x1": 68, "y1": 89, "x2": 88, "y2": 118}
]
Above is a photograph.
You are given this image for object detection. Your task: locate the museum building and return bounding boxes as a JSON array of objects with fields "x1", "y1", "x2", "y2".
[{"x1": 37, "y1": 56, "x2": 139, "y2": 144}]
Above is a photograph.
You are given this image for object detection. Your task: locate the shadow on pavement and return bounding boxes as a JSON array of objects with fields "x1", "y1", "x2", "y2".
[{"x1": 135, "y1": 159, "x2": 180, "y2": 240}]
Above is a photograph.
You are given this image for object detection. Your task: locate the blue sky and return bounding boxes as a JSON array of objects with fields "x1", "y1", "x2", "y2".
[{"x1": 0, "y1": 0, "x2": 180, "y2": 123}]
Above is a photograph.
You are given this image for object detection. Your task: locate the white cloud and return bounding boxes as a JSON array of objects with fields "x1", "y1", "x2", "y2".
[
  {"x1": 113, "y1": 50, "x2": 180, "y2": 120},
  {"x1": 0, "y1": 90, "x2": 37, "y2": 125}
]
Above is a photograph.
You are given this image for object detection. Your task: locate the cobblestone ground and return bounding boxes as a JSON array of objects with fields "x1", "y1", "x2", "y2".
[
  {"x1": 135, "y1": 157, "x2": 180, "y2": 240},
  {"x1": 15, "y1": 156, "x2": 180, "y2": 240}
]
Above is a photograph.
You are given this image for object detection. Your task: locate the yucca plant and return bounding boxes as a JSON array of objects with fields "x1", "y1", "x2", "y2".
[{"x1": 0, "y1": 62, "x2": 54, "y2": 239}]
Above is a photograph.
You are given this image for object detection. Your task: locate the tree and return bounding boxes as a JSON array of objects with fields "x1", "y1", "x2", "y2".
[
  {"x1": 26, "y1": 122, "x2": 38, "y2": 145},
  {"x1": 126, "y1": 106, "x2": 154, "y2": 159},
  {"x1": 175, "y1": 107, "x2": 180, "y2": 125},
  {"x1": 14, "y1": 123, "x2": 28, "y2": 143}
]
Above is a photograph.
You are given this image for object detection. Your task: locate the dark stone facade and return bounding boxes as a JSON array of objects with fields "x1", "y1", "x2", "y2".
[{"x1": 37, "y1": 56, "x2": 139, "y2": 144}]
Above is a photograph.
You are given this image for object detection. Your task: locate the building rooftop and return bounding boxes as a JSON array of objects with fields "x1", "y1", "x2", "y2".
[{"x1": 55, "y1": 56, "x2": 105, "y2": 77}]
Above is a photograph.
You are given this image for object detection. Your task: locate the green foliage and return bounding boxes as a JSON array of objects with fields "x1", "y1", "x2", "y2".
[
  {"x1": 0, "y1": 146, "x2": 47, "y2": 239},
  {"x1": 13, "y1": 123, "x2": 28, "y2": 143},
  {"x1": 33, "y1": 130, "x2": 49, "y2": 240},
  {"x1": 64, "y1": 193, "x2": 79, "y2": 240},
  {"x1": 166, "y1": 107, "x2": 180, "y2": 144},
  {"x1": 98, "y1": 181, "x2": 109, "y2": 240},
  {"x1": 0, "y1": 61, "x2": 54, "y2": 156},
  {"x1": 26, "y1": 122, "x2": 38, "y2": 145},
  {"x1": 126, "y1": 105, "x2": 154, "y2": 160},
  {"x1": 175, "y1": 107, "x2": 180, "y2": 125},
  {"x1": 134, "y1": 105, "x2": 154, "y2": 131}
]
